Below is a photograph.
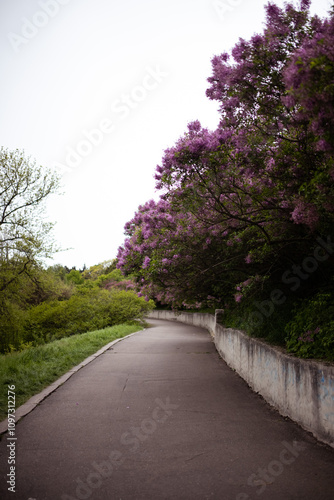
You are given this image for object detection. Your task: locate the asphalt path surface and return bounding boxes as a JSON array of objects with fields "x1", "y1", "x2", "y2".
[{"x1": 0, "y1": 319, "x2": 334, "y2": 500}]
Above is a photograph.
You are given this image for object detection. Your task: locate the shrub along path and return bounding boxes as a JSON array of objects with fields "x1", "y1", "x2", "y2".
[{"x1": 0, "y1": 319, "x2": 333, "y2": 499}]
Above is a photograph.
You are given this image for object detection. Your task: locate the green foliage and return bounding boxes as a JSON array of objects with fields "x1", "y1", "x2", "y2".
[
  {"x1": 0, "y1": 300, "x2": 26, "y2": 353},
  {"x1": 65, "y1": 269, "x2": 84, "y2": 285},
  {"x1": 285, "y1": 293, "x2": 334, "y2": 361},
  {"x1": 215, "y1": 297, "x2": 291, "y2": 345},
  {"x1": 106, "y1": 290, "x2": 154, "y2": 324},
  {"x1": 81, "y1": 260, "x2": 116, "y2": 281},
  {"x1": 47, "y1": 264, "x2": 69, "y2": 281},
  {"x1": 0, "y1": 148, "x2": 60, "y2": 290},
  {"x1": 0, "y1": 148, "x2": 64, "y2": 352},
  {"x1": 20, "y1": 267, "x2": 74, "y2": 306},
  {"x1": 23, "y1": 288, "x2": 154, "y2": 343},
  {"x1": 0, "y1": 265, "x2": 75, "y2": 352},
  {"x1": 0, "y1": 252, "x2": 143, "y2": 354},
  {"x1": 214, "y1": 286, "x2": 334, "y2": 361},
  {"x1": 95, "y1": 268, "x2": 124, "y2": 287}
]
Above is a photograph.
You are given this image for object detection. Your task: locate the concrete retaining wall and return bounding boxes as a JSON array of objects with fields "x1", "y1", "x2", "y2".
[{"x1": 148, "y1": 310, "x2": 334, "y2": 448}]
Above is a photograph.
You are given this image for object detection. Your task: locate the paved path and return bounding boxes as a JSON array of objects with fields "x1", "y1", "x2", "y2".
[{"x1": 0, "y1": 319, "x2": 334, "y2": 500}]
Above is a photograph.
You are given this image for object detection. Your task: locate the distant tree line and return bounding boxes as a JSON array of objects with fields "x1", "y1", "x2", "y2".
[{"x1": 0, "y1": 149, "x2": 153, "y2": 353}]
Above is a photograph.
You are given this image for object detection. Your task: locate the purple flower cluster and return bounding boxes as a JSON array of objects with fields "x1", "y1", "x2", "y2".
[
  {"x1": 298, "y1": 327, "x2": 321, "y2": 343},
  {"x1": 283, "y1": 14, "x2": 334, "y2": 151},
  {"x1": 117, "y1": 2, "x2": 334, "y2": 309}
]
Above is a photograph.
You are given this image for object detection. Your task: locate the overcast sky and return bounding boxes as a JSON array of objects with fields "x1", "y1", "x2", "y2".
[{"x1": 1, "y1": 0, "x2": 332, "y2": 269}]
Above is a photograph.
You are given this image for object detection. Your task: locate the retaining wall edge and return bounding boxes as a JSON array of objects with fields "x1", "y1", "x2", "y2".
[{"x1": 147, "y1": 310, "x2": 334, "y2": 448}]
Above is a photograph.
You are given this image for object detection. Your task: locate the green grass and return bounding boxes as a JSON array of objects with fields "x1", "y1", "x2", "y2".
[{"x1": 0, "y1": 322, "x2": 144, "y2": 422}]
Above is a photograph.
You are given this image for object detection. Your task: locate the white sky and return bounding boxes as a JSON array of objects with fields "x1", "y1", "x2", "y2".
[{"x1": 1, "y1": 0, "x2": 332, "y2": 269}]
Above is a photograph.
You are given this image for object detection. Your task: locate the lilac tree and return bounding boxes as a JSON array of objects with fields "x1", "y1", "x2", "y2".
[
  {"x1": 283, "y1": 12, "x2": 334, "y2": 151},
  {"x1": 117, "y1": 1, "x2": 334, "y2": 311}
]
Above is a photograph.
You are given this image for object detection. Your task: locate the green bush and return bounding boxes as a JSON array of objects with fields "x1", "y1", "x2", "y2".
[
  {"x1": 0, "y1": 300, "x2": 26, "y2": 353},
  {"x1": 107, "y1": 290, "x2": 154, "y2": 325},
  {"x1": 97, "y1": 268, "x2": 124, "y2": 285},
  {"x1": 65, "y1": 269, "x2": 84, "y2": 285},
  {"x1": 214, "y1": 289, "x2": 334, "y2": 361},
  {"x1": 217, "y1": 295, "x2": 296, "y2": 346},
  {"x1": 23, "y1": 289, "x2": 155, "y2": 343},
  {"x1": 285, "y1": 293, "x2": 334, "y2": 361}
]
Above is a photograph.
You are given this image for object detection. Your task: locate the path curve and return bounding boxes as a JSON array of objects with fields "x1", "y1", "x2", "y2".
[{"x1": 0, "y1": 319, "x2": 333, "y2": 499}]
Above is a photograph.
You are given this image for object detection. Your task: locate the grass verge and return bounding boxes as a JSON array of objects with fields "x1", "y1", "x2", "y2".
[{"x1": 0, "y1": 322, "x2": 143, "y2": 422}]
